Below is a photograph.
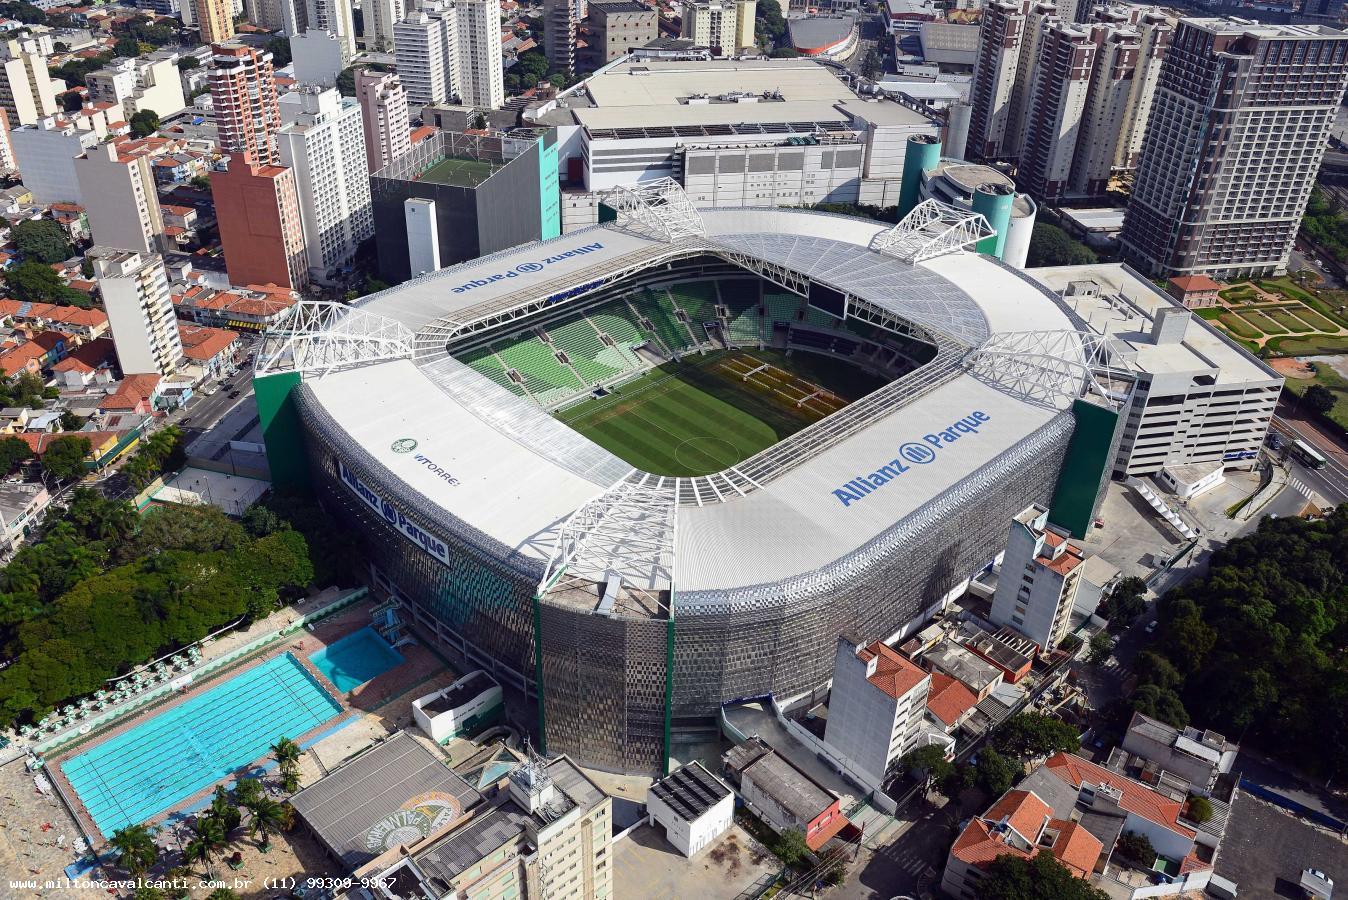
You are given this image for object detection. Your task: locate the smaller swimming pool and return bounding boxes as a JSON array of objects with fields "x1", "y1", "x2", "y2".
[{"x1": 309, "y1": 627, "x2": 404, "y2": 693}]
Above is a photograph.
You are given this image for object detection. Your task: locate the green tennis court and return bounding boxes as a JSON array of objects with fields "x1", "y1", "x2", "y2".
[{"x1": 556, "y1": 352, "x2": 840, "y2": 476}]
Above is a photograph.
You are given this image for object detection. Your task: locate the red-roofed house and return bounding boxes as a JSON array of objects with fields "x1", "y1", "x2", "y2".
[
  {"x1": 925, "y1": 672, "x2": 978, "y2": 733},
  {"x1": 100, "y1": 373, "x2": 163, "y2": 414},
  {"x1": 941, "y1": 788, "x2": 1105, "y2": 897},
  {"x1": 0, "y1": 341, "x2": 45, "y2": 377},
  {"x1": 822, "y1": 637, "x2": 932, "y2": 787},
  {"x1": 722, "y1": 737, "x2": 854, "y2": 851},
  {"x1": 1165, "y1": 274, "x2": 1222, "y2": 309},
  {"x1": 177, "y1": 322, "x2": 240, "y2": 380}
]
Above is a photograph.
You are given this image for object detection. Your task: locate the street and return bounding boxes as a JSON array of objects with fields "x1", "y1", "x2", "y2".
[{"x1": 1270, "y1": 401, "x2": 1348, "y2": 504}]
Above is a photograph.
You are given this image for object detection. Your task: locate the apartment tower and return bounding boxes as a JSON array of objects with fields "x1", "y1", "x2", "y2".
[
  {"x1": 1016, "y1": 20, "x2": 1096, "y2": 203},
  {"x1": 393, "y1": 0, "x2": 503, "y2": 109},
  {"x1": 990, "y1": 504, "x2": 1084, "y2": 653},
  {"x1": 967, "y1": 0, "x2": 1030, "y2": 161},
  {"x1": 544, "y1": 0, "x2": 577, "y2": 75},
  {"x1": 356, "y1": 68, "x2": 411, "y2": 172},
  {"x1": 0, "y1": 39, "x2": 59, "y2": 127},
  {"x1": 74, "y1": 142, "x2": 167, "y2": 257},
  {"x1": 89, "y1": 247, "x2": 183, "y2": 377},
  {"x1": 210, "y1": 42, "x2": 281, "y2": 166},
  {"x1": 1121, "y1": 19, "x2": 1348, "y2": 279},
  {"x1": 364, "y1": 0, "x2": 406, "y2": 50},
  {"x1": 194, "y1": 0, "x2": 236, "y2": 43},
  {"x1": 211, "y1": 152, "x2": 310, "y2": 290}
]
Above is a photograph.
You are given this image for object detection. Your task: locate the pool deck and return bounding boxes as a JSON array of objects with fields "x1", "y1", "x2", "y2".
[{"x1": 44, "y1": 598, "x2": 452, "y2": 847}]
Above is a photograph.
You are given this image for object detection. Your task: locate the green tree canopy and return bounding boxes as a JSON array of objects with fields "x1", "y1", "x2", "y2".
[
  {"x1": 4, "y1": 260, "x2": 90, "y2": 307},
  {"x1": 12, "y1": 219, "x2": 73, "y2": 264},
  {"x1": 177, "y1": 56, "x2": 199, "y2": 70},
  {"x1": 1087, "y1": 630, "x2": 1113, "y2": 663},
  {"x1": 40, "y1": 434, "x2": 90, "y2": 481},
  {"x1": 754, "y1": 0, "x2": 787, "y2": 46},
  {"x1": 993, "y1": 713, "x2": 1080, "y2": 760},
  {"x1": 975, "y1": 747, "x2": 1019, "y2": 796},
  {"x1": 1304, "y1": 384, "x2": 1336, "y2": 415},
  {"x1": 265, "y1": 36, "x2": 291, "y2": 67},
  {"x1": 0, "y1": 1, "x2": 47, "y2": 24},
  {"x1": 976, "y1": 852, "x2": 1110, "y2": 900},
  {"x1": 1026, "y1": 222, "x2": 1098, "y2": 267},
  {"x1": 129, "y1": 109, "x2": 160, "y2": 138},
  {"x1": 113, "y1": 35, "x2": 142, "y2": 58}
]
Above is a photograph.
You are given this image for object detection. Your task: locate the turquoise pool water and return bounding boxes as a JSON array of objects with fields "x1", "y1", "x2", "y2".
[
  {"x1": 61, "y1": 653, "x2": 342, "y2": 837},
  {"x1": 308, "y1": 627, "x2": 404, "y2": 693}
]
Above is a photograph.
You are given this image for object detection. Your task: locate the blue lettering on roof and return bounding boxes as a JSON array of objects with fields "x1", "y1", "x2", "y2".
[
  {"x1": 450, "y1": 242, "x2": 606, "y2": 294},
  {"x1": 832, "y1": 411, "x2": 992, "y2": 508}
]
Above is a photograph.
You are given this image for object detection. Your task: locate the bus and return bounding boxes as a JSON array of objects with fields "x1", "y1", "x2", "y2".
[{"x1": 1291, "y1": 438, "x2": 1328, "y2": 470}]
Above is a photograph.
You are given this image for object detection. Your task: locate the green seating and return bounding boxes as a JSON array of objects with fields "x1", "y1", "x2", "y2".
[
  {"x1": 640, "y1": 290, "x2": 695, "y2": 353},
  {"x1": 802, "y1": 304, "x2": 839, "y2": 328},
  {"x1": 763, "y1": 291, "x2": 803, "y2": 327},
  {"x1": 459, "y1": 346, "x2": 527, "y2": 397},
  {"x1": 669, "y1": 281, "x2": 719, "y2": 326},
  {"x1": 494, "y1": 336, "x2": 585, "y2": 406}
]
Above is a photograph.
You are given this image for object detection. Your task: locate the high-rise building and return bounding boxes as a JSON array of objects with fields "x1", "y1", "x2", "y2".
[
  {"x1": 1121, "y1": 19, "x2": 1348, "y2": 279},
  {"x1": 10, "y1": 117, "x2": 100, "y2": 204},
  {"x1": 679, "y1": 0, "x2": 754, "y2": 55},
  {"x1": 74, "y1": 141, "x2": 167, "y2": 257},
  {"x1": 588, "y1": 0, "x2": 658, "y2": 62},
  {"x1": 545, "y1": 0, "x2": 577, "y2": 75},
  {"x1": 967, "y1": 0, "x2": 1030, "y2": 161},
  {"x1": 393, "y1": 0, "x2": 503, "y2": 109},
  {"x1": 89, "y1": 247, "x2": 182, "y2": 377},
  {"x1": 276, "y1": 87, "x2": 373, "y2": 283},
  {"x1": 1016, "y1": 20, "x2": 1094, "y2": 203},
  {"x1": 85, "y1": 57, "x2": 188, "y2": 120},
  {"x1": 0, "y1": 39, "x2": 60, "y2": 127},
  {"x1": 290, "y1": 28, "x2": 347, "y2": 86},
  {"x1": 211, "y1": 152, "x2": 310, "y2": 290},
  {"x1": 278, "y1": 0, "x2": 308, "y2": 35},
  {"x1": 364, "y1": 0, "x2": 405, "y2": 51},
  {"x1": 245, "y1": 0, "x2": 287, "y2": 31},
  {"x1": 823, "y1": 637, "x2": 931, "y2": 787},
  {"x1": 990, "y1": 504, "x2": 1084, "y2": 652},
  {"x1": 305, "y1": 0, "x2": 356, "y2": 59},
  {"x1": 194, "y1": 0, "x2": 236, "y2": 44},
  {"x1": 210, "y1": 42, "x2": 281, "y2": 166},
  {"x1": 1001, "y1": 0, "x2": 1057, "y2": 158},
  {"x1": 356, "y1": 68, "x2": 410, "y2": 172}
]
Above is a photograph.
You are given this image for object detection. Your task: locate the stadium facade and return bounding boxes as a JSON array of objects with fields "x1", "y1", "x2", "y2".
[{"x1": 255, "y1": 183, "x2": 1122, "y2": 775}]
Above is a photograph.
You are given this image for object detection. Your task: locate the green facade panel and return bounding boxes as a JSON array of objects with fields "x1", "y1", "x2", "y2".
[
  {"x1": 254, "y1": 371, "x2": 310, "y2": 491},
  {"x1": 1048, "y1": 399, "x2": 1118, "y2": 537}
]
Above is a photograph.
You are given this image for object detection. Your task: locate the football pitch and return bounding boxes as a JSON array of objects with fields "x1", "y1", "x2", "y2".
[{"x1": 555, "y1": 351, "x2": 884, "y2": 476}]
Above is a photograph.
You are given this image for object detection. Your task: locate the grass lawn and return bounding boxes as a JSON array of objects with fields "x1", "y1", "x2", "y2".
[
  {"x1": 1196, "y1": 308, "x2": 1224, "y2": 321},
  {"x1": 1256, "y1": 277, "x2": 1318, "y2": 304},
  {"x1": 1236, "y1": 310, "x2": 1286, "y2": 335},
  {"x1": 1266, "y1": 310, "x2": 1312, "y2": 333},
  {"x1": 1288, "y1": 305, "x2": 1340, "y2": 332},
  {"x1": 1220, "y1": 285, "x2": 1260, "y2": 303},
  {"x1": 555, "y1": 351, "x2": 876, "y2": 476},
  {"x1": 1284, "y1": 360, "x2": 1348, "y2": 431},
  {"x1": 1217, "y1": 312, "x2": 1262, "y2": 339},
  {"x1": 1266, "y1": 333, "x2": 1348, "y2": 356}
]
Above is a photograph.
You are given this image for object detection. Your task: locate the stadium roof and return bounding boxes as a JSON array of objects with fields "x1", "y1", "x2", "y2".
[{"x1": 266, "y1": 199, "x2": 1105, "y2": 610}]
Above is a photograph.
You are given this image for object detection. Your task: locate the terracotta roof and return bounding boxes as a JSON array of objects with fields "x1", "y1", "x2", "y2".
[
  {"x1": 1044, "y1": 754, "x2": 1195, "y2": 839},
  {"x1": 857, "y1": 641, "x2": 928, "y2": 700},
  {"x1": 66, "y1": 337, "x2": 114, "y2": 368},
  {"x1": 17, "y1": 429, "x2": 120, "y2": 456},
  {"x1": 926, "y1": 672, "x2": 977, "y2": 727},
  {"x1": 1168, "y1": 274, "x2": 1222, "y2": 292},
  {"x1": 0, "y1": 342, "x2": 44, "y2": 375},
  {"x1": 53, "y1": 357, "x2": 93, "y2": 373},
  {"x1": 950, "y1": 818, "x2": 1032, "y2": 868},
  {"x1": 31, "y1": 331, "x2": 65, "y2": 351},
  {"x1": 177, "y1": 323, "x2": 239, "y2": 361},
  {"x1": 950, "y1": 792, "x2": 1102, "y2": 878},
  {"x1": 409, "y1": 125, "x2": 438, "y2": 145},
  {"x1": 805, "y1": 812, "x2": 850, "y2": 851},
  {"x1": 1046, "y1": 819, "x2": 1101, "y2": 878},
  {"x1": 986, "y1": 790, "x2": 1051, "y2": 843}
]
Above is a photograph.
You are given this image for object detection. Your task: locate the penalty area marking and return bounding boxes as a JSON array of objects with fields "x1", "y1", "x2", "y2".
[{"x1": 674, "y1": 436, "x2": 741, "y2": 470}]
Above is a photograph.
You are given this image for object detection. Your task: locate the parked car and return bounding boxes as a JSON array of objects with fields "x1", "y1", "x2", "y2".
[{"x1": 1301, "y1": 867, "x2": 1333, "y2": 900}]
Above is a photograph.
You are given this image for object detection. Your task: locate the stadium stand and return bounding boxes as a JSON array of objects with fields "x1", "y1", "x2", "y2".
[
  {"x1": 802, "y1": 304, "x2": 841, "y2": 328},
  {"x1": 458, "y1": 345, "x2": 528, "y2": 398},
  {"x1": 636, "y1": 289, "x2": 697, "y2": 354},
  {"x1": 724, "y1": 298, "x2": 763, "y2": 347},
  {"x1": 494, "y1": 335, "x2": 587, "y2": 406},
  {"x1": 546, "y1": 319, "x2": 632, "y2": 385},
  {"x1": 586, "y1": 304, "x2": 649, "y2": 367},
  {"x1": 668, "y1": 281, "x2": 720, "y2": 326},
  {"x1": 763, "y1": 290, "x2": 804, "y2": 327}
]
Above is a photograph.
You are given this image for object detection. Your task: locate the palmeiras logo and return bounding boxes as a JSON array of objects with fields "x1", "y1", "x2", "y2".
[{"x1": 391, "y1": 437, "x2": 418, "y2": 454}]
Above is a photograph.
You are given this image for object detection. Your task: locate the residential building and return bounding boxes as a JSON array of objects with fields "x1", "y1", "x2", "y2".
[
  {"x1": 394, "y1": 0, "x2": 503, "y2": 110},
  {"x1": 0, "y1": 299, "x2": 108, "y2": 338},
  {"x1": 74, "y1": 141, "x2": 167, "y2": 257},
  {"x1": 1027, "y1": 264, "x2": 1282, "y2": 477},
  {"x1": 1120, "y1": 19, "x2": 1348, "y2": 279},
  {"x1": 306, "y1": 0, "x2": 356, "y2": 59},
  {"x1": 588, "y1": 0, "x2": 657, "y2": 62},
  {"x1": 89, "y1": 247, "x2": 182, "y2": 376},
  {"x1": 0, "y1": 482, "x2": 50, "y2": 553},
  {"x1": 210, "y1": 152, "x2": 310, "y2": 291},
  {"x1": 0, "y1": 38, "x2": 60, "y2": 127},
  {"x1": 990, "y1": 504, "x2": 1085, "y2": 653},
  {"x1": 0, "y1": 108, "x2": 12, "y2": 172},
  {"x1": 172, "y1": 282, "x2": 298, "y2": 331},
  {"x1": 967, "y1": 0, "x2": 1030, "y2": 160},
  {"x1": 722, "y1": 737, "x2": 851, "y2": 850},
  {"x1": 1114, "y1": 711, "x2": 1237, "y2": 797},
  {"x1": 925, "y1": 672, "x2": 978, "y2": 733},
  {"x1": 277, "y1": 0, "x2": 309, "y2": 35},
  {"x1": 680, "y1": 0, "x2": 754, "y2": 55},
  {"x1": 923, "y1": 640, "x2": 1003, "y2": 699},
  {"x1": 370, "y1": 129, "x2": 559, "y2": 281},
  {"x1": 1016, "y1": 20, "x2": 1094, "y2": 203},
  {"x1": 355, "y1": 68, "x2": 410, "y2": 173},
  {"x1": 245, "y1": 0, "x2": 287, "y2": 30},
  {"x1": 275, "y1": 87, "x2": 373, "y2": 283},
  {"x1": 942, "y1": 788, "x2": 1104, "y2": 897},
  {"x1": 177, "y1": 322, "x2": 240, "y2": 379},
  {"x1": 823, "y1": 637, "x2": 931, "y2": 786},
  {"x1": 1165, "y1": 274, "x2": 1222, "y2": 309},
  {"x1": 646, "y1": 761, "x2": 734, "y2": 856},
  {"x1": 210, "y1": 42, "x2": 281, "y2": 167},
  {"x1": 364, "y1": 0, "x2": 405, "y2": 51},
  {"x1": 85, "y1": 57, "x2": 188, "y2": 120},
  {"x1": 9, "y1": 117, "x2": 99, "y2": 204},
  {"x1": 194, "y1": 0, "x2": 236, "y2": 43},
  {"x1": 545, "y1": 0, "x2": 576, "y2": 75},
  {"x1": 290, "y1": 28, "x2": 347, "y2": 87}
]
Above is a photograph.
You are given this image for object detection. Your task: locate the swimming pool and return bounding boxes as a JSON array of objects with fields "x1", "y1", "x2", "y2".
[
  {"x1": 308, "y1": 627, "x2": 404, "y2": 693},
  {"x1": 61, "y1": 653, "x2": 342, "y2": 838}
]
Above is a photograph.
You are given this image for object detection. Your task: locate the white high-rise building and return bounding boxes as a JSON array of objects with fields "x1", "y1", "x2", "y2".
[
  {"x1": 356, "y1": 68, "x2": 410, "y2": 171},
  {"x1": 85, "y1": 57, "x2": 188, "y2": 120},
  {"x1": 89, "y1": 247, "x2": 183, "y2": 377},
  {"x1": 823, "y1": 637, "x2": 931, "y2": 787},
  {"x1": 0, "y1": 39, "x2": 60, "y2": 127},
  {"x1": 306, "y1": 0, "x2": 356, "y2": 60},
  {"x1": 679, "y1": 0, "x2": 754, "y2": 55},
  {"x1": 365, "y1": 0, "x2": 405, "y2": 51},
  {"x1": 276, "y1": 87, "x2": 373, "y2": 283},
  {"x1": 393, "y1": 0, "x2": 503, "y2": 110},
  {"x1": 10, "y1": 117, "x2": 99, "y2": 204},
  {"x1": 990, "y1": 504, "x2": 1085, "y2": 653},
  {"x1": 291, "y1": 28, "x2": 347, "y2": 86},
  {"x1": 278, "y1": 0, "x2": 308, "y2": 35},
  {"x1": 1016, "y1": 19, "x2": 1094, "y2": 203}
]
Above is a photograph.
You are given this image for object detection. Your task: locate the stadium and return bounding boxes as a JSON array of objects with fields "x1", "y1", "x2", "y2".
[{"x1": 255, "y1": 181, "x2": 1117, "y2": 775}]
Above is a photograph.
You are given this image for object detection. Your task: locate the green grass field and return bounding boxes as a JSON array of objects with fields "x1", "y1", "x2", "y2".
[
  {"x1": 418, "y1": 155, "x2": 500, "y2": 187},
  {"x1": 555, "y1": 351, "x2": 881, "y2": 476}
]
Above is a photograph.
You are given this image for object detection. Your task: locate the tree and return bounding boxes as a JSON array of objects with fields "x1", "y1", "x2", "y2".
[
  {"x1": 1026, "y1": 222, "x2": 1098, "y2": 267},
  {"x1": 1304, "y1": 384, "x2": 1336, "y2": 416},
  {"x1": 40, "y1": 434, "x2": 90, "y2": 482},
  {"x1": 900, "y1": 744, "x2": 966, "y2": 798},
  {"x1": 109, "y1": 824, "x2": 158, "y2": 875},
  {"x1": 233, "y1": 776, "x2": 264, "y2": 808},
  {"x1": 975, "y1": 747, "x2": 1018, "y2": 796},
  {"x1": 771, "y1": 827, "x2": 809, "y2": 867},
  {"x1": 1185, "y1": 795, "x2": 1213, "y2": 824},
  {"x1": 247, "y1": 795, "x2": 293, "y2": 850},
  {"x1": 59, "y1": 410, "x2": 84, "y2": 431},
  {"x1": 272, "y1": 735, "x2": 302, "y2": 791},
  {"x1": 265, "y1": 36, "x2": 291, "y2": 67},
  {"x1": 177, "y1": 56, "x2": 199, "y2": 70},
  {"x1": 769, "y1": 47, "x2": 799, "y2": 58},
  {"x1": 976, "y1": 853, "x2": 1110, "y2": 900},
  {"x1": 184, "y1": 815, "x2": 227, "y2": 878},
  {"x1": 754, "y1": 0, "x2": 787, "y2": 47},
  {"x1": 993, "y1": 713, "x2": 1080, "y2": 760},
  {"x1": 210, "y1": 785, "x2": 242, "y2": 831},
  {"x1": 12, "y1": 219, "x2": 72, "y2": 264},
  {"x1": 5, "y1": 260, "x2": 88, "y2": 306},
  {"x1": 0, "y1": 435, "x2": 31, "y2": 473},
  {"x1": 129, "y1": 109, "x2": 160, "y2": 138},
  {"x1": 113, "y1": 35, "x2": 142, "y2": 58},
  {"x1": 1058, "y1": 633, "x2": 1083, "y2": 654},
  {"x1": 1087, "y1": 630, "x2": 1113, "y2": 664},
  {"x1": 1129, "y1": 683, "x2": 1188, "y2": 729},
  {"x1": 205, "y1": 891, "x2": 240, "y2": 900},
  {"x1": 1114, "y1": 831, "x2": 1155, "y2": 865},
  {"x1": 859, "y1": 48, "x2": 881, "y2": 80},
  {"x1": 59, "y1": 90, "x2": 82, "y2": 112},
  {"x1": 336, "y1": 66, "x2": 356, "y2": 97},
  {"x1": 0, "y1": 2, "x2": 47, "y2": 24}
]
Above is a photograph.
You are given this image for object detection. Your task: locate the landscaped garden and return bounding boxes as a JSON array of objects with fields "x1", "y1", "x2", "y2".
[{"x1": 1203, "y1": 275, "x2": 1348, "y2": 356}]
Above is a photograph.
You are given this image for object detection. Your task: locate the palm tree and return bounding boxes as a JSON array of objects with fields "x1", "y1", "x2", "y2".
[
  {"x1": 183, "y1": 815, "x2": 226, "y2": 879},
  {"x1": 210, "y1": 785, "x2": 241, "y2": 832},
  {"x1": 232, "y1": 776, "x2": 263, "y2": 808},
  {"x1": 109, "y1": 824, "x2": 158, "y2": 875},
  {"x1": 247, "y1": 797, "x2": 294, "y2": 851},
  {"x1": 270, "y1": 736, "x2": 301, "y2": 771}
]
